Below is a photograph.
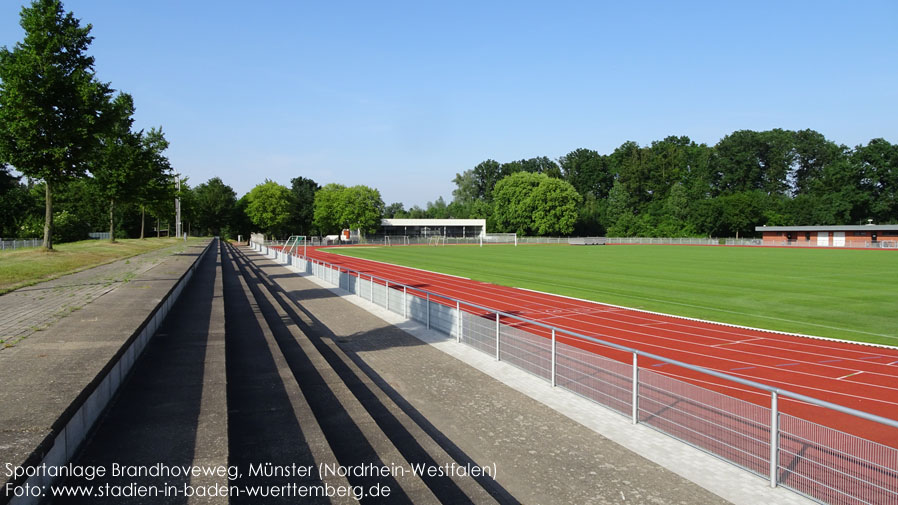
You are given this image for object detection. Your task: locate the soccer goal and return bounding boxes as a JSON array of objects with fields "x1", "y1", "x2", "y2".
[
  {"x1": 284, "y1": 235, "x2": 307, "y2": 257},
  {"x1": 428, "y1": 235, "x2": 446, "y2": 247},
  {"x1": 480, "y1": 232, "x2": 517, "y2": 247}
]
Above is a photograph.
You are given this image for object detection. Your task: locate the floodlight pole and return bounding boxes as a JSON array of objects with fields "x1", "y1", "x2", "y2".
[{"x1": 175, "y1": 175, "x2": 182, "y2": 239}]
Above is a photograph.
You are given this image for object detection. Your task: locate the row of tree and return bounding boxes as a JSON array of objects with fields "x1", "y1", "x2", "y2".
[
  {"x1": 0, "y1": 0, "x2": 174, "y2": 248},
  {"x1": 402, "y1": 130, "x2": 897, "y2": 237}
]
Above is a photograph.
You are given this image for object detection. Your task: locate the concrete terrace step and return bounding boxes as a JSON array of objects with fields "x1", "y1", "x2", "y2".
[
  {"x1": 228, "y1": 243, "x2": 455, "y2": 504},
  {"x1": 0, "y1": 239, "x2": 213, "y2": 505},
  {"x1": 220, "y1": 242, "x2": 354, "y2": 505},
  {"x1": 53, "y1": 239, "x2": 227, "y2": 505},
  {"x1": 231, "y1": 246, "x2": 516, "y2": 504}
]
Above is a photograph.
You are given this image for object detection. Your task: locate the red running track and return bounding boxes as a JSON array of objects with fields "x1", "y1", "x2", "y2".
[{"x1": 292, "y1": 246, "x2": 898, "y2": 449}]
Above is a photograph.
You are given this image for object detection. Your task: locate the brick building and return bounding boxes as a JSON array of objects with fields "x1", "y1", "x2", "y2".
[{"x1": 755, "y1": 225, "x2": 898, "y2": 247}]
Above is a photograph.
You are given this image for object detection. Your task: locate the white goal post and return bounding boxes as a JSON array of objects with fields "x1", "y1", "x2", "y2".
[
  {"x1": 480, "y1": 232, "x2": 517, "y2": 247},
  {"x1": 284, "y1": 235, "x2": 307, "y2": 257}
]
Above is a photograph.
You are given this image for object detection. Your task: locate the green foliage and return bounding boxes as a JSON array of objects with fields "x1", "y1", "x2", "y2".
[
  {"x1": 246, "y1": 180, "x2": 294, "y2": 239},
  {"x1": 289, "y1": 176, "x2": 319, "y2": 235},
  {"x1": 193, "y1": 177, "x2": 236, "y2": 236},
  {"x1": 90, "y1": 92, "x2": 142, "y2": 241},
  {"x1": 492, "y1": 172, "x2": 581, "y2": 235},
  {"x1": 559, "y1": 148, "x2": 612, "y2": 198},
  {"x1": 313, "y1": 183, "x2": 384, "y2": 234},
  {"x1": 383, "y1": 202, "x2": 405, "y2": 218},
  {"x1": 450, "y1": 130, "x2": 895, "y2": 237},
  {"x1": 0, "y1": 0, "x2": 113, "y2": 248}
]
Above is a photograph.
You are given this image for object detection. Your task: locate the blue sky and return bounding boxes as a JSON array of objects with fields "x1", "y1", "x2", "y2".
[{"x1": 2, "y1": 1, "x2": 896, "y2": 207}]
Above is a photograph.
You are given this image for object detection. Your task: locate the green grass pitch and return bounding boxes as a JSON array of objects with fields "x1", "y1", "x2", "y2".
[{"x1": 329, "y1": 244, "x2": 898, "y2": 346}]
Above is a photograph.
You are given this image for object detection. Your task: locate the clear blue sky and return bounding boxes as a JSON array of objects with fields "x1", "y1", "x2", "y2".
[{"x1": 2, "y1": 0, "x2": 896, "y2": 207}]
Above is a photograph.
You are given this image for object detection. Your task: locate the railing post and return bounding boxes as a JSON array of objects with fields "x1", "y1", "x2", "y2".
[
  {"x1": 426, "y1": 293, "x2": 430, "y2": 329},
  {"x1": 495, "y1": 312, "x2": 500, "y2": 361},
  {"x1": 770, "y1": 392, "x2": 779, "y2": 488},
  {"x1": 552, "y1": 328, "x2": 557, "y2": 388},
  {"x1": 403, "y1": 286, "x2": 407, "y2": 318},
  {"x1": 456, "y1": 301, "x2": 461, "y2": 343},
  {"x1": 370, "y1": 274, "x2": 374, "y2": 302},
  {"x1": 385, "y1": 281, "x2": 390, "y2": 312},
  {"x1": 631, "y1": 353, "x2": 639, "y2": 424}
]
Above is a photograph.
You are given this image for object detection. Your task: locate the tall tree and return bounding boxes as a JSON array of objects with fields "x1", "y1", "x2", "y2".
[
  {"x1": 91, "y1": 92, "x2": 140, "y2": 242},
  {"x1": 313, "y1": 184, "x2": 384, "y2": 234},
  {"x1": 193, "y1": 177, "x2": 236, "y2": 236},
  {"x1": 246, "y1": 180, "x2": 294, "y2": 239},
  {"x1": 471, "y1": 159, "x2": 508, "y2": 202},
  {"x1": 492, "y1": 172, "x2": 581, "y2": 235},
  {"x1": 340, "y1": 185, "x2": 385, "y2": 233},
  {"x1": 559, "y1": 148, "x2": 612, "y2": 199},
  {"x1": 0, "y1": 0, "x2": 113, "y2": 249},
  {"x1": 312, "y1": 183, "x2": 346, "y2": 235},
  {"x1": 853, "y1": 138, "x2": 897, "y2": 223},
  {"x1": 134, "y1": 128, "x2": 173, "y2": 239},
  {"x1": 289, "y1": 176, "x2": 319, "y2": 235}
]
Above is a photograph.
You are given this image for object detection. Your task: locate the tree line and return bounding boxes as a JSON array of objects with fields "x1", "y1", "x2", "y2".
[
  {"x1": 0, "y1": 0, "x2": 174, "y2": 248},
  {"x1": 430, "y1": 131, "x2": 897, "y2": 238}
]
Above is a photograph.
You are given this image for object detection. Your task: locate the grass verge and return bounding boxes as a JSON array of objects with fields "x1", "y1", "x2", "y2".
[{"x1": 0, "y1": 238, "x2": 192, "y2": 295}]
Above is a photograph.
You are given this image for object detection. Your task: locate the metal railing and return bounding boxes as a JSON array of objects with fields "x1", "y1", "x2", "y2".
[
  {"x1": 0, "y1": 238, "x2": 41, "y2": 250},
  {"x1": 254, "y1": 241, "x2": 898, "y2": 505}
]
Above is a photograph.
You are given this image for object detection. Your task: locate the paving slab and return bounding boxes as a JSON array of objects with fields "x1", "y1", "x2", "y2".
[
  {"x1": 0, "y1": 240, "x2": 211, "y2": 503},
  {"x1": 0, "y1": 242, "x2": 198, "y2": 349}
]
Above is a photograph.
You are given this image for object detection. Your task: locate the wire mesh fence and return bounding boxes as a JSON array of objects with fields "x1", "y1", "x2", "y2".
[
  {"x1": 0, "y1": 238, "x2": 42, "y2": 250},
  {"x1": 255, "y1": 241, "x2": 898, "y2": 505}
]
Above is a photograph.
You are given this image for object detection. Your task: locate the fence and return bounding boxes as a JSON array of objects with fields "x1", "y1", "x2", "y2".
[
  {"x1": 0, "y1": 238, "x2": 41, "y2": 251},
  {"x1": 253, "y1": 240, "x2": 898, "y2": 505}
]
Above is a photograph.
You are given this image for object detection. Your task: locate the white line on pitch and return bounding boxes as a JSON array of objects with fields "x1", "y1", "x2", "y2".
[{"x1": 837, "y1": 371, "x2": 865, "y2": 380}]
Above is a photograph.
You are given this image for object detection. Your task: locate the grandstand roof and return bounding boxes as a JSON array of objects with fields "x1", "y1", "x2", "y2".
[{"x1": 382, "y1": 218, "x2": 486, "y2": 227}]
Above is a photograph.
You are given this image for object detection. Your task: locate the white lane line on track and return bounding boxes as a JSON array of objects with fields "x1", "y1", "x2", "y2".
[
  {"x1": 837, "y1": 371, "x2": 865, "y2": 380},
  {"x1": 711, "y1": 337, "x2": 765, "y2": 348}
]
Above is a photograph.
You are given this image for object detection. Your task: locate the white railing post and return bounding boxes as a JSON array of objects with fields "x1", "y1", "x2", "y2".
[
  {"x1": 370, "y1": 275, "x2": 374, "y2": 302},
  {"x1": 632, "y1": 353, "x2": 639, "y2": 424},
  {"x1": 495, "y1": 312, "x2": 500, "y2": 361},
  {"x1": 770, "y1": 392, "x2": 779, "y2": 488},
  {"x1": 426, "y1": 293, "x2": 430, "y2": 329},
  {"x1": 552, "y1": 328, "x2": 558, "y2": 388},
  {"x1": 456, "y1": 301, "x2": 461, "y2": 343},
  {"x1": 385, "y1": 281, "x2": 390, "y2": 312},
  {"x1": 403, "y1": 286, "x2": 407, "y2": 318}
]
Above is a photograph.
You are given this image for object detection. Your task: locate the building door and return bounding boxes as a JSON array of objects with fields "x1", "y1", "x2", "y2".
[
  {"x1": 833, "y1": 232, "x2": 846, "y2": 247},
  {"x1": 817, "y1": 233, "x2": 830, "y2": 246}
]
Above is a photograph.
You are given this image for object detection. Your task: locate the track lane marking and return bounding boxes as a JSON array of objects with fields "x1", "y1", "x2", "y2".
[
  {"x1": 711, "y1": 337, "x2": 765, "y2": 348},
  {"x1": 838, "y1": 371, "x2": 865, "y2": 380}
]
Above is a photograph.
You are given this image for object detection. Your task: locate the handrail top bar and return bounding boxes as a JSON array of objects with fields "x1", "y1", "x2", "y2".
[{"x1": 276, "y1": 247, "x2": 898, "y2": 430}]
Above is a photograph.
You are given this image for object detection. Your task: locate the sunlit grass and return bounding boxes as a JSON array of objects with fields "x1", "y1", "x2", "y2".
[{"x1": 0, "y1": 238, "x2": 194, "y2": 294}]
